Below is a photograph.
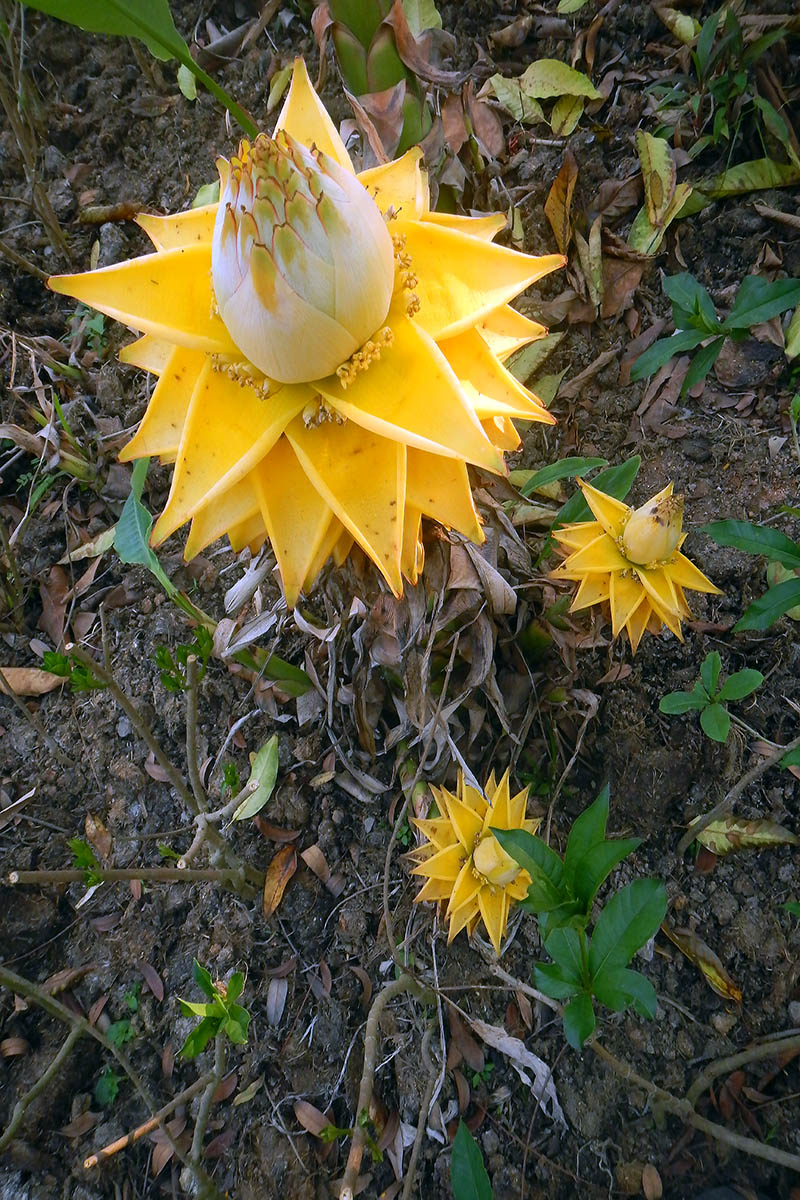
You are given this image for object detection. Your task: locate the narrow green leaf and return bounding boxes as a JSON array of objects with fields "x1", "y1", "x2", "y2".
[
  {"x1": 681, "y1": 336, "x2": 724, "y2": 394},
  {"x1": 659, "y1": 688, "x2": 708, "y2": 714},
  {"x1": 552, "y1": 457, "x2": 641, "y2": 528},
  {"x1": 562, "y1": 992, "x2": 595, "y2": 1049},
  {"x1": 694, "y1": 10, "x2": 720, "y2": 77},
  {"x1": 520, "y1": 457, "x2": 608, "y2": 497},
  {"x1": 192, "y1": 958, "x2": 216, "y2": 999},
  {"x1": 114, "y1": 458, "x2": 177, "y2": 598},
  {"x1": 717, "y1": 669, "x2": 763, "y2": 702},
  {"x1": 233, "y1": 734, "x2": 279, "y2": 821},
  {"x1": 571, "y1": 838, "x2": 642, "y2": 910},
  {"x1": 722, "y1": 275, "x2": 800, "y2": 331},
  {"x1": 451, "y1": 1121, "x2": 492, "y2": 1200},
  {"x1": 588, "y1": 879, "x2": 667, "y2": 977},
  {"x1": 629, "y1": 329, "x2": 707, "y2": 382},
  {"x1": 700, "y1": 651, "x2": 722, "y2": 697},
  {"x1": 735, "y1": 579, "x2": 800, "y2": 630},
  {"x1": 700, "y1": 520, "x2": 800, "y2": 568},
  {"x1": 226, "y1": 972, "x2": 245, "y2": 1004},
  {"x1": 563, "y1": 785, "x2": 609, "y2": 888},
  {"x1": 662, "y1": 273, "x2": 718, "y2": 329},
  {"x1": 22, "y1": 0, "x2": 185, "y2": 60}
]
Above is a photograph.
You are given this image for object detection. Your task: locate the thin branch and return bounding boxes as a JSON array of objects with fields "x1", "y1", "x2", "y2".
[
  {"x1": 84, "y1": 1071, "x2": 214, "y2": 1168},
  {"x1": 686, "y1": 1031, "x2": 800, "y2": 1108},
  {"x1": 189, "y1": 1036, "x2": 226, "y2": 1169},
  {"x1": 9, "y1": 867, "x2": 253, "y2": 886},
  {"x1": 677, "y1": 730, "x2": 800, "y2": 854},
  {"x1": 0, "y1": 1026, "x2": 82, "y2": 1152},
  {"x1": 591, "y1": 1039, "x2": 800, "y2": 1173},
  {"x1": 0, "y1": 234, "x2": 48, "y2": 280},
  {"x1": 185, "y1": 655, "x2": 207, "y2": 812},
  {"x1": 340, "y1": 975, "x2": 412, "y2": 1200},
  {"x1": 401, "y1": 1028, "x2": 439, "y2": 1200}
]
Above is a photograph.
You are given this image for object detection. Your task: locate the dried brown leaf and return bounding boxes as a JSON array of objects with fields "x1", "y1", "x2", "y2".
[
  {"x1": 1, "y1": 1037, "x2": 29, "y2": 1056},
  {"x1": 38, "y1": 566, "x2": 69, "y2": 647},
  {"x1": 300, "y1": 843, "x2": 330, "y2": 883},
  {"x1": 690, "y1": 816, "x2": 799, "y2": 856},
  {"x1": 263, "y1": 844, "x2": 297, "y2": 918},
  {"x1": 58, "y1": 1111, "x2": 99, "y2": 1138},
  {"x1": 266, "y1": 976, "x2": 288, "y2": 1026},
  {"x1": 294, "y1": 1099, "x2": 330, "y2": 1137},
  {"x1": 211, "y1": 1071, "x2": 238, "y2": 1104},
  {"x1": 448, "y1": 1008, "x2": 484, "y2": 1073},
  {"x1": 661, "y1": 924, "x2": 742, "y2": 1003},
  {"x1": 544, "y1": 148, "x2": 578, "y2": 256},
  {"x1": 0, "y1": 667, "x2": 64, "y2": 697},
  {"x1": 140, "y1": 964, "x2": 164, "y2": 1001},
  {"x1": 85, "y1": 812, "x2": 111, "y2": 861}
]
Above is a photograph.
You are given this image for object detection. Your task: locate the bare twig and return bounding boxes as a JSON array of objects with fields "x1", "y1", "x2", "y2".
[
  {"x1": 591, "y1": 1040, "x2": 800, "y2": 1173},
  {"x1": 0, "y1": 1026, "x2": 81, "y2": 1151},
  {"x1": 686, "y1": 1032, "x2": 800, "y2": 1108},
  {"x1": 84, "y1": 1071, "x2": 214, "y2": 1168},
  {"x1": 340, "y1": 975, "x2": 412, "y2": 1200},
  {"x1": 0, "y1": 234, "x2": 48, "y2": 280},
  {"x1": 401, "y1": 1027, "x2": 439, "y2": 1200},
  {"x1": 9, "y1": 867, "x2": 252, "y2": 886},
  {"x1": 185, "y1": 655, "x2": 207, "y2": 812},
  {"x1": 677, "y1": 730, "x2": 800, "y2": 854},
  {"x1": 188, "y1": 1037, "x2": 226, "y2": 1171}
]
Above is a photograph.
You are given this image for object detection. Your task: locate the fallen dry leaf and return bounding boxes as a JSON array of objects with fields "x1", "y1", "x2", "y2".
[
  {"x1": 545, "y1": 148, "x2": 578, "y2": 256},
  {"x1": 689, "y1": 815, "x2": 799, "y2": 856},
  {"x1": 294, "y1": 1099, "x2": 330, "y2": 1137},
  {"x1": 1, "y1": 1037, "x2": 30, "y2": 1056},
  {"x1": 263, "y1": 844, "x2": 297, "y2": 918},
  {"x1": 661, "y1": 924, "x2": 742, "y2": 1003},
  {"x1": 85, "y1": 812, "x2": 111, "y2": 861},
  {"x1": 0, "y1": 666, "x2": 64, "y2": 696},
  {"x1": 140, "y1": 963, "x2": 164, "y2": 1001}
]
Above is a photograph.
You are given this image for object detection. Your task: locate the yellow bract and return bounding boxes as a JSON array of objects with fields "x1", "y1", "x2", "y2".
[
  {"x1": 49, "y1": 58, "x2": 564, "y2": 606},
  {"x1": 551, "y1": 479, "x2": 722, "y2": 652},
  {"x1": 409, "y1": 770, "x2": 538, "y2": 955}
]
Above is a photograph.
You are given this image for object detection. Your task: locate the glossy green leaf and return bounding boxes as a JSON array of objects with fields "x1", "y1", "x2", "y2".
[
  {"x1": 192, "y1": 958, "x2": 216, "y2": 999},
  {"x1": 659, "y1": 685, "x2": 707, "y2": 714},
  {"x1": 722, "y1": 275, "x2": 800, "y2": 331},
  {"x1": 534, "y1": 961, "x2": 582, "y2": 999},
  {"x1": 492, "y1": 827, "x2": 565, "y2": 910},
  {"x1": 662, "y1": 272, "x2": 719, "y2": 329},
  {"x1": 570, "y1": 838, "x2": 642, "y2": 910},
  {"x1": 520, "y1": 457, "x2": 608, "y2": 498},
  {"x1": 593, "y1": 966, "x2": 657, "y2": 1017},
  {"x1": 717, "y1": 669, "x2": 763, "y2": 702},
  {"x1": 588, "y1": 879, "x2": 667, "y2": 977},
  {"x1": 552, "y1": 457, "x2": 641, "y2": 528},
  {"x1": 562, "y1": 992, "x2": 595, "y2": 1049},
  {"x1": 681, "y1": 336, "x2": 724, "y2": 394},
  {"x1": 735, "y1": 579, "x2": 800, "y2": 630},
  {"x1": 700, "y1": 521, "x2": 800, "y2": 568},
  {"x1": 629, "y1": 329, "x2": 708, "y2": 382},
  {"x1": 451, "y1": 1120, "x2": 492, "y2": 1200},
  {"x1": 563, "y1": 784, "x2": 609, "y2": 887},
  {"x1": 114, "y1": 458, "x2": 177, "y2": 598},
  {"x1": 22, "y1": 0, "x2": 185, "y2": 59},
  {"x1": 233, "y1": 734, "x2": 279, "y2": 821},
  {"x1": 179, "y1": 1016, "x2": 220, "y2": 1059},
  {"x1": 544, "y1": 926, "x2": 586, "y2": 983}
]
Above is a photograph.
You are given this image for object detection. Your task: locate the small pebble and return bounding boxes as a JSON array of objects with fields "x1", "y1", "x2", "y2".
[{"x1": 116, "y1": 716, "x2": 132, "y2": 738}]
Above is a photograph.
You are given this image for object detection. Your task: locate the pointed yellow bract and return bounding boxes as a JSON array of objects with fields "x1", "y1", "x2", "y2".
[
  {"x1": 410, "y1": 770, "x2": 539, "y2": 956},
  {"x1": 48, "y1": 57, "x2": 564, "y2": 606},
  {"x1": 551, "y1": 478, "x2": 722, "y2": 652}
]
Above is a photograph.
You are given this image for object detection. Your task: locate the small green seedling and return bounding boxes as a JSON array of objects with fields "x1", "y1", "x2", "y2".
[
  {"x1": 178, "y1": 960, "x2": 251, "y2": 1059},
  {"x1": 94, "y1": 1065, "x2": 122, "y2": 1108},
  {"x1": 154, "y1": 626, "x2": 213, "y2": 692},
  {"x1": 471, "y1": 1061, "x2": 495, "y2": 1089},
  {"x1": 701, "y1": 519, "x2": 800, "y2": 630},
  {"x1": 106, "y1": 1017, "x2": 135, "y2": 1048},
  {"x1": 68, "y1": 837, "x2": 102, "y2": 885},
  {"x1": 659, "y1": 650, "x2": 763, "y2": 743},
  {"x1": 495, "y1": 786, "x2": 667, "y2": 1049},
  {"x1": 784, "y1": 901, "x2": 800, "y2": 919},
  {"x1": 451, "y1": 1119, "x2": 492, "y2": 1200},
  {"x1": 221, "y1": 762, "x2": 241, "y2": 800},
  {"x1": 43, "y1": 650, "x2": 106, "y2": 692},
  {"x1": 631, "y1": 272, "x2": 800, "y2": 397}
]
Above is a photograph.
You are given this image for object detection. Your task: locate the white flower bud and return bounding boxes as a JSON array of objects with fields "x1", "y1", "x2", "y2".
[
  {"x1": 211, "y1": 132, "x2": 395, "y2": 384},
  {"x1": 472, "y1": 835, "x2": 521, "y2": 887},
  {"x1": 622, "y1": 492, "x2": 684, "y2": 564}
]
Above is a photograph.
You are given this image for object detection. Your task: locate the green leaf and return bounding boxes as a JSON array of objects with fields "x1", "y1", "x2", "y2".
[
  {"x1": 226, "y1": 972, "x2": 245, "y2": 1004},
  {"x1": 451, "y1": 1120, "x2": 492, "y2": 1200},
  {"x1": 571, "y1": 838, "x2": 642, "y2": 910},
  {"x1": 488, "y1": 74, "x2": 546, "y2": 125},
  {"x1": 192, "y1": 180, "x2": 220, "y2": 208},
  {"x1": 552, "y1": 457, "x2": 641, "y2": 529},
  {"x1": 588, "y1": 879, "x2": 667, "y2": 977},
  {"x1": 177, "y1": 62, "x2": 197, "y2": 100},
  {"x1": 233, "y1": 734, "x2": 279, "y2": 821},
  {"x1": 192, "y1": 958, "x2": 216, "y2": 1000},
  {"x1": 106, "y1": 1019, "x2": 135, "y2": 1047},
  {"x1": 94, "y1": 1066, "x2": 121, "y2": 1107},
  {"x1": 723, "y1": 275, "x2": 800, "y2": 331},
  {"x1": 629, "y1": 329, "x2": 708, "y2": 382},
  {"x1": 114, "y1": 459, "x2": 177, "y2": 598},
  {"x1": 681, "y1": 336, "x2": 724, "y2": 394},
  {"x1": 544, "y1": 927, "x2": 586, "y2": 985},
  {"x1": 659, "y1": 687, "x2": 708, "y2": 714},
  {"x1": 179, "y1": 999, "x2": 218, "y2": 1018},
  {"x1": 735, "y1": 579, "x2": 800, "y2": 631},
  {"x1": 699, "y1": 702, "x2": 730, "y2": 742},
  {"x1": 520, "y1": 457, "x2": 608, "y2": 498},
  {"x1": 507, "y1": 331, "x2": 565, "y2": 383},
  {"x1": 701, "y1": 520, "x2": 800, "y2": 568},
  {"x1": 593, "y1": 966, "x2": 657, "y2": 1017},
  {"x1": 492, "y1": 828, "x2": 565, "y2": 907},
  {"x1": 401, "y1": 0, "x2": 441, "y2": 36},
  {"x1": 223, "y1": 1008, "x2": 250, "y2": 1044},
  {"x1": 784, "y1": 901, "x2": 800, "y2": 918},
  {"x1": 717, "y1": 669, "x2": 763, "y2": 702},
  {"x1": 533, "y1": 961, "x2": 582, "y2": 999},
  {"x1": 678, "y1": 158, "x2": 800, "y2": 217},
  {"x1": 179, "y1": 1016, "x2": 221, "y2": 1059},
  {"x1": 563, "y1": 784, "x2": 609, "y2": 888},
  {"x1": 693, "y1": 10, "x2": 720, "y2": 77},
  {"x1": 21, "y1": 0, "x2": 185, "y2": 60},
  {"x1": 563, "y1": 992, "x2": 596, "y2": 1049},
  {"x1": 700, "y1": 651, "x2": 722, "y2": 697},
  {"x1": 519, "y1": 58, "x2": 602, "y2": 100},
  {"x1": 662, "y1": 273, "x2": 718, "y2": 330}
]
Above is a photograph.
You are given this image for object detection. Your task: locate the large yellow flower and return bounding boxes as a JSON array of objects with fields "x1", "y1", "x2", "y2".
[
  {"x1": 551, "y1": 479, "x2": 722, "y2": 652},
  {"x1": 409, "y1": 770, "x2": 538, "y2": 955},
  {"x1": 49, "y1": 59, "x2": 563, "y2": 606}
]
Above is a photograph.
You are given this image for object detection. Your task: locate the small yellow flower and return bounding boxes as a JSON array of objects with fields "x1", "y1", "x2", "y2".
[
  {"x1": 551, "y1": 478, "x2": 722, "y2": 652},
  {"x1": 49, "y1": 59, "x2": 564, "y2": 606},
  {"x1": 409, "y1": 770, "x2": 538, "y2": 955}
]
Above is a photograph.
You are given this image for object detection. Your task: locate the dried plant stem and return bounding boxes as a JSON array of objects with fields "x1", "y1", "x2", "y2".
[
  {"x1": 0, "y1": 234, "x2": 48, "y2": 280},
  {"x1": 677, "y1": 730, "x2": 800, "y2": 855},
  {"x1": 340, "y1": 975, "x2": 412, "y2": 1200},
  {"x1": 188, "y1": 1037, "x2": 226, "y2": 1169},
  {"x1": 9, "y1": 867, "x2": 253, "y2": 886},
  {"x1": 185, "y1": 655, "x2": 207, "y2": 812},
  {"x1": 0, "y1": 1026, "x2": 81, "y2": 1152},
  {"x1": 401, "y1": 1028, "x2": 438, "y2": 1200},
  {"x1": 591, "y1": 1040, "x2": 800, "y2": 1173},
  {"x1": 84, "y1": 1071, "x2": 214, "y2": 1168},
  {"x1": 0, "y1": 965, "x2": 220, "y2": 1196},
  {"x1": 686, "y1": 1031, "x2": 800, "y2": 1108}
]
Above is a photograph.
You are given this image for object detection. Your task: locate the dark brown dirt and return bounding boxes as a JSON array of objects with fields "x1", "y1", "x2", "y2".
[{"x1": 1, "y1": 3, "x2": 799, "y2": 1199}]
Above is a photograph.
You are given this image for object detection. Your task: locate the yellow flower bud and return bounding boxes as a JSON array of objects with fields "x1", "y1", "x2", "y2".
[
  {"x1": 622, "y1": 493, "x2": 684, "y2": 564},
  {"x1": 472, "y1": 834, "x2": 521, "y2": 887},
  {"x1": 211, "y1": 131, "x2": 394, "y2": 384}
]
